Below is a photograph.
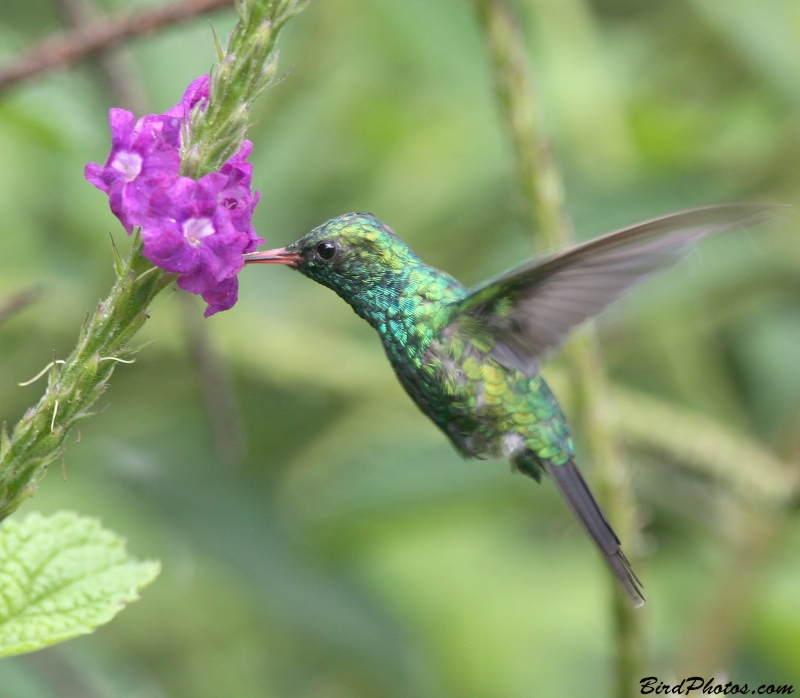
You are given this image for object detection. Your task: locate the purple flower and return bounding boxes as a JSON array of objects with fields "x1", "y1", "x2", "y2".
[
  {"x1": 87, "y1": 74, "x2": 261, "y2": 316},
  {"x1": 141, "y1": 172, "x2": 252, "y2": 311},
  {"x1": 85, "y1": 109, "x2": 181, "y2": 233}
]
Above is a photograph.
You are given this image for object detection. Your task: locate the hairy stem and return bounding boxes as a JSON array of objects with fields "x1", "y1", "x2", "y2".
[
  {"x1": 472, "y1": 0, "x2": 645, "y2": 695},
  {"x1": 0, "y1": 245, "x2": 172, "y2": 520}
]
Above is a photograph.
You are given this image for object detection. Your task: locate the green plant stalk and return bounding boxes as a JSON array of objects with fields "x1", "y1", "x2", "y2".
[
  {"x1": 0, "y1": 246, "x2": 172, "y2": 521},
  {"x1": 0, "y1": 0, "x2": 303, "y2": 523},
  {"x1": 473, "y1": 0, "x2": 645, "y2": 695}
]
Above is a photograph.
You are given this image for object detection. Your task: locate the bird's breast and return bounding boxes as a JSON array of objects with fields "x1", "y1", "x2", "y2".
[
  {"x1": 378, "y1": 325, "x2": 490, "y2": 457},
  {"x1": 382, "y1": 326, "x2": 575, "y2": 465}
]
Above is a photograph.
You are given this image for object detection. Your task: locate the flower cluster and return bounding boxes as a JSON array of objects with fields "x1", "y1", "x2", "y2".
[{"x1": 86, "y1": 76, "x2": 262, "y2": 316}]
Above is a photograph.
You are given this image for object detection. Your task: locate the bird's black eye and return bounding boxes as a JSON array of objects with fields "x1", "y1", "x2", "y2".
[{"x1": 316, "y1": 241, "x2": 337, "y2": 261}]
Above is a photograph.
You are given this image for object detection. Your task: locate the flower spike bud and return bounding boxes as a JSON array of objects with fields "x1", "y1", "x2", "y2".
[
  {"x1": 109, "y1": 234, "x2": 125, "y2": 278},
  {"x1": 203, "y1": 104, "x2": 250, "y2": 170},
  {"x1": 180, "y1": 144, "x2": 203, "y2": 179},
  {"x1": 47, "y1": 351, "x2": 62, "y2": 388},
  {"x1": 255, "y1": 52, "x2": 280, "y2": 96},
  {"x1": 213, "y1": 56, "x2": 236, "y2": 91},
  {"x1": 210, "y1": 24, "x2": 225, "y2": 63}
]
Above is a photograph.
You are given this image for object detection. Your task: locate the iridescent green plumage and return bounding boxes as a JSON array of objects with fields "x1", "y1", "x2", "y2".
[
  {"x1": 283, "y1": 214, "x2": 576, "y2": 467},
  {"x1": 247, "y1": 204, "x2": 777, "y2": 606}
]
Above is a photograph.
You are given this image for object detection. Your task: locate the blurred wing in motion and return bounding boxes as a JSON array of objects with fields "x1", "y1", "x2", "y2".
[{"x1": 449, "y1": 204, "x2": 781, "y2": 375}]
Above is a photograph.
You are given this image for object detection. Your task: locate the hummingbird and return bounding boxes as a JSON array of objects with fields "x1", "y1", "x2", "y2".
[{"x1": 244, "y1": 204, "x2": 775, "y2": 606}]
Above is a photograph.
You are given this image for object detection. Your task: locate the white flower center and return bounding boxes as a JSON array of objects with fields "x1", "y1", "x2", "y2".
[
  {"x1": 110, "y1": 151, "x2": 143, "y2": 182},
  {"x1": 182, "y1": 217, "x2": 215, "y2": 247}
]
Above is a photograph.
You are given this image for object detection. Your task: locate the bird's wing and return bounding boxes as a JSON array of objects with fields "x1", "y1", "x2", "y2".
[{"x1": 448, "y1": 204, "x2": 780, "y2": 375}]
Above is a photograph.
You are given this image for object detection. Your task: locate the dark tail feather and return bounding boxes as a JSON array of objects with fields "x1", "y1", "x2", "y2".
[{"x1": 523, "y1": 454, "x2": 645, "y2": 607}]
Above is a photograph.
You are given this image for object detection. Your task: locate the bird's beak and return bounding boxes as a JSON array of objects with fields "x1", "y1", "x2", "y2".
[{"x1": 243, "y1": 247, "x2": 303, "y2": 266}]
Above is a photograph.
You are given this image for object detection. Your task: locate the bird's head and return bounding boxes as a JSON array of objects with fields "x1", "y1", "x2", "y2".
[{"x1": 244, "y1": 213, "x2": 421, "y2": 297}]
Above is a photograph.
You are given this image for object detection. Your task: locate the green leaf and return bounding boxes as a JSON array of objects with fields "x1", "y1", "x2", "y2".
[{"x1": 0, "y1": 511, "x2": 160, "y2": 657}]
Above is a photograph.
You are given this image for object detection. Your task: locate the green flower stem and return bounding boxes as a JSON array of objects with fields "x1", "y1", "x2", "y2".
[
  {"x1": 0, "y1": 0, "x2": 303, "y2": 523},
  {"x1": 0, "y1": 244, "x2": 173, "y2": 521},
  {"x1": 472, "y1": 0, "x2": 645, "y2": 695}
]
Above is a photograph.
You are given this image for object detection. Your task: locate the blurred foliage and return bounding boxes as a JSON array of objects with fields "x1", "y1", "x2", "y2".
[{"x1": 0, "y1": 0, "x2": 799, "y2": 696}]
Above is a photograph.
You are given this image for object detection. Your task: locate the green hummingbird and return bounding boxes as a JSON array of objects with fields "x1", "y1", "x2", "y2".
[{"x1": 244, "y1": 204, "x2": 775, "y2": 606}]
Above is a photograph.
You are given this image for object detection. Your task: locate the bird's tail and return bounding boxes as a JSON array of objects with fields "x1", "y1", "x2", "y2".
[{"x1": 514, "y1": 451, "x2": 645, "y2": 607}]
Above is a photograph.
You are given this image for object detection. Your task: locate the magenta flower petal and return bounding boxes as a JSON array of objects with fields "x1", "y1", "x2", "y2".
[
  {"x1": 164, "y1": 74, "x2": 210, "y2": 119},
  {"x1": 141, "y1": 172, "x2": 251, "y2": 298},
  {"x1": 217, "y1": 140, "x2": 263, "y2": 252},
  {"x1": 201, "y1": 276, "x2": 239, "y2": 317},
  {"x1": 229, "y1": 139, "x2": 253, "y2": 162},
  {"x1": 84, "y1": 162, "x2": 107, "y2": 192},
  {"x1": 86, "y1": 108, "x2": 182, "y2": 233},
  {"x1": 140, "y1": 223, "x2": 193, "y2": 273},
  {"x1": 244, "y1": 190, "x2": 264, "y2": 253},
  {"x1": 137, "y1": 113, "x2": 182, "y2": 150},
  {"x1": 108, "y1": 108, "x2": 136, "y2": 150}
]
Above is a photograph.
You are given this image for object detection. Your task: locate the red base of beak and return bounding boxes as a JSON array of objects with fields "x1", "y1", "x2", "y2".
[{"x1": 243, "y1": 247, "x2": 303, "y2": 265}]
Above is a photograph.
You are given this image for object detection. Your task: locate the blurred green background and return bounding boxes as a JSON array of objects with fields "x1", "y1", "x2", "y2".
[{"x1": 1, "y1": 0, "x2": 800, "y2": 695}]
